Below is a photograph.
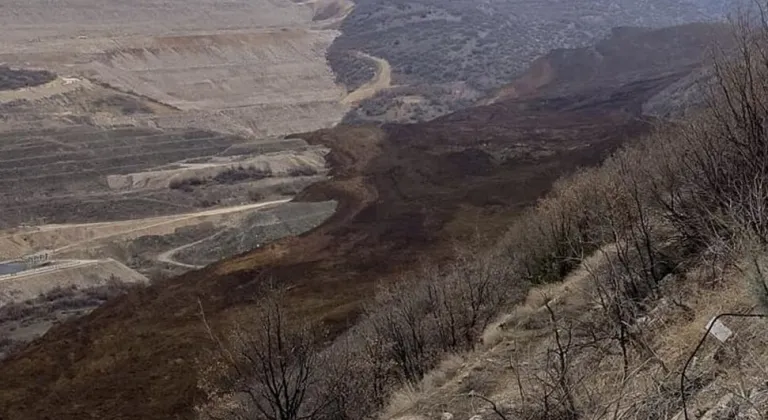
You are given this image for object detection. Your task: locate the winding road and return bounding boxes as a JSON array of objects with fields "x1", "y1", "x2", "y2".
[
  {"x1": 156, "y1": 232, "x2": 219, "y2": 270},
  {"x1": 153, "y1": 198, "x2": 292, "y2": 270},
  {"x1": 342, "y1": 52, "x2": 392, "y2": 105}
]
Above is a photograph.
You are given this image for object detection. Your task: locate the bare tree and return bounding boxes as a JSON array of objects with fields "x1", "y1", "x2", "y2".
[
  {"x1": 369, "y1": 279, "x2": 433, "y2": 383},
  {"x1": 221, "y1": 297, "x2": 330, "y2": 420},
  {"x1": 316, "y1": 323, "x2": 396, "y2": 420}
]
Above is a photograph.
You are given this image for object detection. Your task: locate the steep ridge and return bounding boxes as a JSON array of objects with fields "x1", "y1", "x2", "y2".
[{"x1": 0, "y1": 23, "x2": 727, "y2": 417}]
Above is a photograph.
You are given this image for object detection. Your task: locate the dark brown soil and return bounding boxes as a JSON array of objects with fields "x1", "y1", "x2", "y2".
[{"x1": 0, "y1": 67, "x2": 684, "y2": 419}]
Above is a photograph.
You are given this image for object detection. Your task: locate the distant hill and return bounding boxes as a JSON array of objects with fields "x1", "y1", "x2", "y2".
[
  {"x1": 491, "y1": 23, "x2": 732, "y2": 104},
  {"x1": 330, "y1": 0, "x2": 738, "y2": 123}
]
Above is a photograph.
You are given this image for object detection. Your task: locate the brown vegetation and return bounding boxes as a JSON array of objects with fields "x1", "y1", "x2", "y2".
[{"x1": 0, "y1": 12, "x2": 743, "y2": 419}]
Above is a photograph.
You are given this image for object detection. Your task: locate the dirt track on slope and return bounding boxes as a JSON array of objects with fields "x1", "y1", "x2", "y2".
[
  {"x1": 156, "y1": 233, "x2": 217, "y2": 270},
  {"x1": 0, "y1": 199, "x2": 291, "y2": 258},
  {"x1": 341, "y1": 52, "x2": 392, "y2": 104}
]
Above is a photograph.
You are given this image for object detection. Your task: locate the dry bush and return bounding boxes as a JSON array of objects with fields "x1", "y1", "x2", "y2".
[
  {"x1": 365, "y1": 244, "x2": 519, "y2": 385},
  {"x1": 317, "y1": 330, "x2": 394, "y2": 420},
  {"x1": 644, "y1": 13, "x2": 768, "y2": 255},
  {"x1": 502, "y1": 169, "x2": 611, "y2": 285},
  {"x1": 202, "y1": 295, "x2": 339, "y2": 420},
  {"x1": 201, "y1": 241, "x2": 521, "y2": 419}
]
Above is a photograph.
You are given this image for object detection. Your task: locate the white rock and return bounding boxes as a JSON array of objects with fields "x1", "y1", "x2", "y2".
[
  {"x1": 441, "y1": 413, "x2": 454, "y2": 420},
  {"x1": 706, "y1": 318, "x2": 733, "y2": 342}
]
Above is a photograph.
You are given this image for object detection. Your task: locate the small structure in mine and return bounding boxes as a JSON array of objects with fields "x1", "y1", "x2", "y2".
[
  {"x1": 22, "y1": 250, "x2": 53, "y2": 269},
  {"x1": 0, "y1": 250, "x2": 54, "y2": 275}
]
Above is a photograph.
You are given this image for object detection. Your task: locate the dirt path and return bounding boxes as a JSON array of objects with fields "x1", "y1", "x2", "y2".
[
  {"x1": 34, "y1": 199, "x2": 291, "y2": 235},
  {"x1": 50, "y1": 199, "x2": 292, "y2": 253},
  {"x1": 156, "y1": 232, "x2": 221, "y2": 270},
  {"x1": 341, "y1": 52, "x2": 392, "y2": 105}
]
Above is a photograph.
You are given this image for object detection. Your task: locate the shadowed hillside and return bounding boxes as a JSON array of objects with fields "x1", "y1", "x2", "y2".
[{"x1": 492, "y1": 23, "x2": 732, "y2": 102}]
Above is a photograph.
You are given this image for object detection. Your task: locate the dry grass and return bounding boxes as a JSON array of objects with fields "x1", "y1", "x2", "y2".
[
  {"x1": 383, "y1": 241, "x2": 768, "y2": 420},
  {"x1": 482, "y1": 244, "x2": 613, "y2": 348}
]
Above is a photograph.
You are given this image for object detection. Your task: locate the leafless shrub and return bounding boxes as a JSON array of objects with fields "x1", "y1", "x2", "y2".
[
  {"x1": 217, "y1": 298, "x2": 333, "y2": 420},
  {"x1": 367, "y1": 245, "x2": 518, "y2": 385},
  {"x1": 369, "y1": 277, "x2": 436, "y2": 383},
  {"x1": 647, "y1": 13, "x2": 768, "y2": 254},
  {"x1": 317, "y1": 325, "x2": 396, "y2": 420}
]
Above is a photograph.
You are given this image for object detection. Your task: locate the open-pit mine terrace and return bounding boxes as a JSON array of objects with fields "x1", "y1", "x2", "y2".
[
  {"x1": 0, "y1": 0, "x2": 361, "y2": 318},
  {"x1": 0, "y1": 0, "x2": 359, "y2": 232},
  {"x1": 0, "y1": 0, "x2": 355, "y2": 136},
  {"x1": 0, "y1": 0, "x2": 360, "y2": 357}
]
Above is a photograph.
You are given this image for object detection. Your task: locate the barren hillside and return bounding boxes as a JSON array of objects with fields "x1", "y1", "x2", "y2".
[
  {"x1": 0, "y1": 0, "x2": 360, "y2": 364},
  {"x1": 491, "y1": 23, "x2": 732, "y2": 102},
  {"x1": 0, "y1": 0, "x2": 358, "y2": 268},
  {"x1": 330, "y1": 0, "x2": 739, "y2": 123},
  {"x1": 0, "y1": 22, "x2": 726, "y2": 418}
]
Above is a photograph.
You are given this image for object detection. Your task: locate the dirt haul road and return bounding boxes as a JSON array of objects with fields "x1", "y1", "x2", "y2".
[
  {"x1": 341, "y1": 52, "x2": 392, "y2": 104},
  {"x1": 53, "y1": 199, "x2": 292, "y2": 253},
  {"x1": 156, "y1": 233, "x2": 218, "y2": 270},
  {"x1": 0, "y1": 199, "x2": 293, "y2": 259}
]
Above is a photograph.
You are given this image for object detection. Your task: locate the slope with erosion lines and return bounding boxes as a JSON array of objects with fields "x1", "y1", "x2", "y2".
[
  {"x1": 173, "y1": 201, "x2": 338, "y2": 267},
  {"x1": 0, "y1": 199, "x2": 292, "y2": 260},
  {"x1": 0, "y1": 125, "x2": 245, "y2": 227},
  {"x1": 0, "y1": 92, "x2": 328, "y2": 228},
  {"x1": 0, "y1": 48, "x2": 694, "y2": 418},
  {"x1": 1, "y1": 0, "x2": 351, "y2": 137}
]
